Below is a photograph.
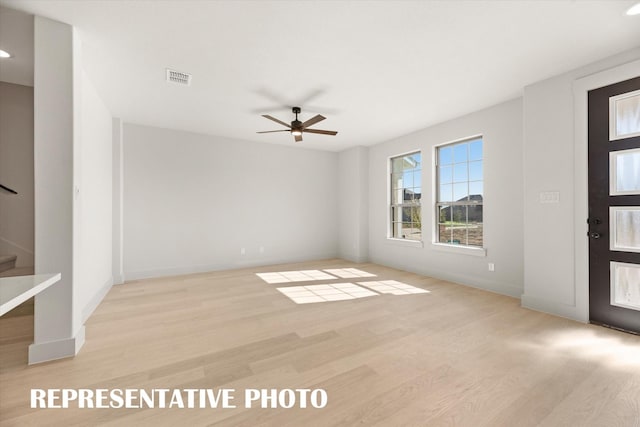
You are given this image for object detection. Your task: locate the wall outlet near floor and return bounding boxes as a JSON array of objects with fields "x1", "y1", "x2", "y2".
[
  {"x1": 259, "y1": 246, "x2": 265, "y2": 254},
  {"x1": 488, "y1": 263, "x2": 495, "y2": 272},
  {"x1": 240, "y1": 247, "x2": 246, "y2": 255}
]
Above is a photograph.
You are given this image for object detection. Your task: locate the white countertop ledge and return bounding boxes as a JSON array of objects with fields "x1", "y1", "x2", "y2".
[{"x1": 0, "y1": 273, "x2": 61, "y2": 317}]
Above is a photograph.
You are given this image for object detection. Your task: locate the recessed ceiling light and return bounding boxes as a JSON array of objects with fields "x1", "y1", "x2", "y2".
[
  {"x1": 627, "y1": 2, "x2": 640, "y2": 15},
  {"x1": 0, "y1": 49, "x2": 11, "y2": 58}
]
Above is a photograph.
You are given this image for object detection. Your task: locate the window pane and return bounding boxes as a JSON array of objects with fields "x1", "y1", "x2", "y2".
[
  {"x1": 438, "y1": 205, "x2": 451, "y2": 223},
  {"x1": 438, "y1": 205, "x2": 452, "y2": 243},
  {"x1": 439, "y1": 146, "x2": 453, "y2": 165},
  {"x1": 611, "y1": 262, "x2": 640, "y2": 311},
  {"x1": 439, "y1": 165, "x2": 452, "y2": 184},
  {"x1": 413, "y1": 170, "x2": 422, "y2": 187},
  {"x1": 435, "y1": 138, "x2": 483, "y2": 248},
  {"x1": 409, "y1": 153, "x2": 421, "y2": 169},
  {"x1": 402, "y1": 206, "x2": 421, "y2": 223},
  {"x1": 402, "y1": 223, "x2": 421, "y2": 240},
  {"x1": 611, "y1": 207, "x2": 640, "y2": 252},
  {"x1": 451, "y1": 205, "x2": 467, "y2": 225},
  {"x1": 453, "y1": 163, "x2": 468, "y2": 182},
  {"x1": 390, "y1": 151, "x2": 422, "y2": 241},
  {"x1": 392, "y1": 157, "x2": 403, "y2": 173},
  {"x1": 394, "y1": 209, "x2": 421, "y2": 240},
  {"x1": 469, "y1": 204, "x2": 483, "y2": 225},
  {"x1": 611, "y1": 148, "x2": 640, "y2": 194},
  {"x1": 391, "y1": 173, "x2": 403, "y2": 189},
  {"x1": 413, "y1": 187, "x2": 422, "y2": 199},
  {"x1": 453, "y1": 143, "x2": 468, "y2": 163},
  {"x1": 392, "y1": 188, "x2": 403, "y2": 204},
  {"x1": 469, "y1": 139, "x2": 483, "y2": 161},
  {"x1": 453, "y1": 182, "x2": 468, "y2": 201},
  {"x1": 452, "y1": 225, "x2": 468, "y2": 246},
  {"x1": 611, "y1": 91, "x2": 640, "y2": 140},
  {"x1": 401, "y1": 171, "x2": 411, "y2": 189},
  {"x1": 469, "y1": 181, "x2": 483, "y2": 198},
  {"x1": 403, "y1": 155, "x2": 418, "y2": 171},
  {"x1": 469, "y1": 161, "x2": 482, "y2": 181},
  {"x1": 439, "y1": 184, "x2": 453, "y2": 202},
  {"x1": 468, "y1": 223, "x2": 483, "y2": 247},
  {"x1": 403, "y1": 188, "x2": 419, "y2": 203}
]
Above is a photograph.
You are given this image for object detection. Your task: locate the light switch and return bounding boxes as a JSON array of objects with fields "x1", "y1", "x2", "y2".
[{"x1": 539, "y1": 191, "x2": 560, "y2": 204}]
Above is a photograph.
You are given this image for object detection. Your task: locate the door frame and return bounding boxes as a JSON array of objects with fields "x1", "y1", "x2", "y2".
[{"x1": 573, "y1": 59, "x2": 640, "y2": 323}]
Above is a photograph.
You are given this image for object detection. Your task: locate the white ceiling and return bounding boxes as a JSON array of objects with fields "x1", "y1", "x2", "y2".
[{"x1": 1, "y1": 0, "x2": 639, "y2": 151}]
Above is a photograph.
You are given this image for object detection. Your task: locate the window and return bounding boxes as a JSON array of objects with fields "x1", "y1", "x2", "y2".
[
  {"x1": 390, "y1": 152, "x2": 421, "y2": 241},
  {"x1": 436, "y1": 137, "x2": 483, "y2": 247}
]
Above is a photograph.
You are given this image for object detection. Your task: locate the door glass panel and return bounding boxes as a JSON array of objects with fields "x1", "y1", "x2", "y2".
[
  {"x1": 610, "y1": 207, "x2": 640, "y2": 253},
  {"x1": 610, "y1": 148, "x2": 640, "y2": 195},
  {"x1": 610, "y1": 89, "x2": 640, "y2": 140},
  {"x1": 610, "y1": 262, "x2": 640, "y2": 312}
]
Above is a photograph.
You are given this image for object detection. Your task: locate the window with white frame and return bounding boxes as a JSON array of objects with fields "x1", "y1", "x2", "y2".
[
  {"x1": 435, "y1": 137, "x2": 483, "y2": 247},
  {"x1": 390, "y1": 152, "x2": 422, "y2": 241}
]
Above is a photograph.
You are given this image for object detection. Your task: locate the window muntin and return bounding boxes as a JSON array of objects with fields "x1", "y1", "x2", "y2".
[
  {"x1": 390, "y1": 152, "x2": 421, "y2": 241},
  {"x1": 436, "y1": 138, "x2": 483, "y2": 247}
]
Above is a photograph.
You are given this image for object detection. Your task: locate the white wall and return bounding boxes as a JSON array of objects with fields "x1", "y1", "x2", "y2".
[
  {"x1": 338, "y1": 145, "x2": 369, "y2": 263},
  {"x1": 30, "y1": 16, "x2": 113, "y2": 363},
  {"x1": 522, "y1": 48, "x2": 640, "y2": 321},
  {"x1": 368, "y1": 98, "x2": 524, "y2": 297},
  {"x1": 112, "y1": 117, "x2": 124, "y2": 285},
  {"x1": 122, "y1": 124, "x2": 338, "y2": 280},
  {"x1": 74, "y1": 69, "x2": 113, "y2": 323},
  {"x1": 31, "y1": 15, "x2": 79, "y2": 363},
  {"x1": 0, "y1": 81, "x2": 34, "y2": 267}
]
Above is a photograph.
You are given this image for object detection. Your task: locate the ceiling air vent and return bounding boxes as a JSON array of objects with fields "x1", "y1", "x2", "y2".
[{"x1": 166, "y1": 69, "x2": 192, "y2": 86}]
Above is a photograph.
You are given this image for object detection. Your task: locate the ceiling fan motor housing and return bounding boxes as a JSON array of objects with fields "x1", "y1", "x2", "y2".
[{"x1": 291, "y1": 107, "x2": 303, "y2": 131}]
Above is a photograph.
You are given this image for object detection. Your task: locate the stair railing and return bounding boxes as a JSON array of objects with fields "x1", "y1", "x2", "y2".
[{"x1": 0, "y1": 184, "x2": 18, "y2": 194}]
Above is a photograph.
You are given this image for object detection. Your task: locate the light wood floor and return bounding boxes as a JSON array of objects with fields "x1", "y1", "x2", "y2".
[{"x1": 1, "y1": 259, "x2": 639, "y2": 426}]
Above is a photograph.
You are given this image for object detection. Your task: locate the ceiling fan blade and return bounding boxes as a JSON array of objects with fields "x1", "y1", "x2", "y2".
[
  {"x1": 303, "y1": 129, "x2": 338, "y2": 136},
  {"x1": 294, "y1": 134, "x2": 303, "y2": 143},
  {"x1": 262, "y1": 115, "x2": 291, "y2": 128},
  {"x1": 301, "y1": 114, "x2": 326, "y2": 129},
  {"x1": 257, "y1": 130, "x2": 290, "y2": 134}
]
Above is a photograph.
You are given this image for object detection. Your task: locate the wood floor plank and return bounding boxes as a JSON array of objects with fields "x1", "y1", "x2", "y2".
[{"x1": 1, "y1": 259, "x2": 639, "y2": 426}]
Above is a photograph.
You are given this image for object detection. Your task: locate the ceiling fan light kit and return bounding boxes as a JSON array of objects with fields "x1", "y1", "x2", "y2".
[{"x1": 257, "y1": 106, "x2": 338, "y2": 143}]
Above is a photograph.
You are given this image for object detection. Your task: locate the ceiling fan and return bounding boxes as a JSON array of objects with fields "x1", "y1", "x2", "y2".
[{"x1": 257, "y1": 107, "x2": 338, "y2": 142}]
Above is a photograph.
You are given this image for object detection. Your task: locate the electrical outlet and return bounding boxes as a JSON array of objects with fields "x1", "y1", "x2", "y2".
[
  {"x1": 488, "y1": 263, "x2": 495, "y2": 272},
  {"x1": 240, "y1": 248, "x2": 246, "y2": 255},
  {"x1": 259, "y1": 246, "x2": 264, "y2": 254}
]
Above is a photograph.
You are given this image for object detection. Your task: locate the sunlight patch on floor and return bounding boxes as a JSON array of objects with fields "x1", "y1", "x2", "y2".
[
  {"x1": 256, "y1": 270, "x2": 337, "y2": 284},
  {"x1": 515, "y1": 327, "x2": 640, "y2": 370},
  {"x1": 357, "y1": 280, "x2": 431, "y2": 295},
  {"x1": 276, "y1": 283, "x2": 379, "y2": 304}
]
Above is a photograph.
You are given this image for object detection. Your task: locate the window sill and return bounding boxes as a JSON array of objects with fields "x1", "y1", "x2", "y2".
[
  {"x1": 431, "y1": 243, "x2": 486, "y2": 257},
  {"x1": 385, "y1": 238, "x2": 424, "y2": 248}
]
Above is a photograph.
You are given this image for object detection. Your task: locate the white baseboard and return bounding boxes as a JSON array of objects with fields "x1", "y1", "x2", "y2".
[
  {"x1": 28, "y1": 326, "x2": 85, "y2": 365},
  {"x1": 126, "y1": 262, "x2": 232, "y2": 281},
  {"x1": 339, "y1": 253, "x2": 370, "y2": 264},
  {"x1": 82, "y1": 276, "x2": 113, "y2": 323},
  {"x1": 124, "y1": 253, "x2": 338, "y2": 281},
  {"x1": 370, "y1": 256, "x2": 523, "y2": 299},
  {"x1": 521, "y1": 294, "x2": 587, "y2": 323},
  {"x1": 113, "y1": 273, "x2": 125, "y2": 285}
]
